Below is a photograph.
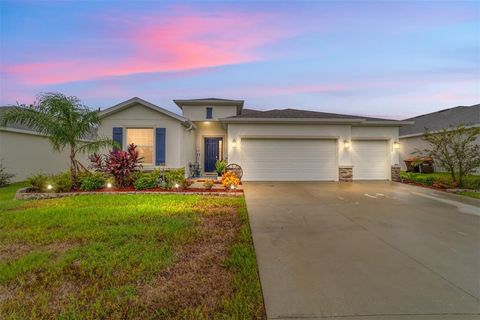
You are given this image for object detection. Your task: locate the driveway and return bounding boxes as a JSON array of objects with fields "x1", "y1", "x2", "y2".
[{"x1": 244, "y1": 181, "x2": 480, "y2": 320}]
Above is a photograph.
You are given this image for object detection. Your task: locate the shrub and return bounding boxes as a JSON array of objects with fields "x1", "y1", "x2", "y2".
[
  {"x1": 215, "y1": 160, "x2": 227, "y2": 176},
  {"x1": 0, "y1": 161, "x2": 14, "y2": 187},
  {"x1": 80, "y1": 173, "x2": 106, "y2": 191},
  {"x1": 164, "y1": 168, "x2": 186, "y2": 189},
  {"x1": 27, "y1": 173, "x2": 49, "y2": 192},
  {"x1": 221, "y1": 171, "x2": 240, "y2": 190},
  {"x1": 462, "y1": 175, "x2": 480, "y2": 190},
  {"x1": 432, "y1": 176, "x2": 457, "y2": 189},
  {"x1": 89, "y1": 143, "x2": 143, "y2": 188},
  {"x1": 51, "y1": 172, "x2": 73, "y2": 192},
  {"x1": 183, "y1": 179, "x2": 194, "y2": 189},
  {"x1": 203, "y1": 179, "x2": 215, "y2": 190},
  {"x1": 134, "y1": 174, "x2": 157, "y2": 190}
]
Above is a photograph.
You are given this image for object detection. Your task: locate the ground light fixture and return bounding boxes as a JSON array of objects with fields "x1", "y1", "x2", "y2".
[
  {"x1": 230, "y1": 185, "x2": 236, "y2": 190},
  {"x1": 47, "y1": 184, "x2": 53, "y2": 190},
  {"x1": 343, "y1": 140, "x2": 350, "y2": 149},
  {"x1": 174, "y1": 183, "x2": 180, "y2": 188},
  {"x1": 232, "y1": 139, "x2": 237, "y2": 148},
  {"x1": 106, "y1": 182, "x2": 112, "y2": 188}
]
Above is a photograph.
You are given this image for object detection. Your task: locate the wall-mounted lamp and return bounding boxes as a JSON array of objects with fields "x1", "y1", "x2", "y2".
[
  {"x1": 343, "y1": 140, "x2": 350, "y2": 149},
  {"x1": 232, "y1": 139, "x2": 237, "y2": 148},
  {"x1": 393, "y1": 141, "x2": 400, "y2": 150}
]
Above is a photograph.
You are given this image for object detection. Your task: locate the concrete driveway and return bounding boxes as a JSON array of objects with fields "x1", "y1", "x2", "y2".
[{"x1": 244, "y1": 181, "x2": 480, "y2": 320}]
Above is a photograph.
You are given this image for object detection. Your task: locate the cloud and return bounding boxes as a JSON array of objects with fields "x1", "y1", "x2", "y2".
[{"x1": 2, "y1": 7, "x2": 293, "y2": 85}]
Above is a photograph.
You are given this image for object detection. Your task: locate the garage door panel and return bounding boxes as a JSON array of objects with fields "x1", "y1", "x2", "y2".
[
  {"x1": 352, "y1": 140, "x2": 389, "y2": 180},
  {"x1": 241, "y1": 139, "x2": 337, "y2": 181}
]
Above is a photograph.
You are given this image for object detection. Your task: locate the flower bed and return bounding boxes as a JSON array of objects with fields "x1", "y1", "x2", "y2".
[{"x1": 399, "y1": 171, "x2": 480, "y2": 197}]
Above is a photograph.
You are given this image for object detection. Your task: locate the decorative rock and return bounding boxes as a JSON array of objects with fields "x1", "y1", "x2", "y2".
[
  {"x1": 391, "y1": 165, "x2": 401, "y2": 182},
  {"x1": 339, "y1": 166, "x2": 353, "y2": 182}
]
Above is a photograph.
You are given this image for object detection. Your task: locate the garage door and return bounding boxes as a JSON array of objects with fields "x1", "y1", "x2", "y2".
[
  {"x1": 352, "y1": 140, "x2": 389, "y2": 180},
  {"x1": 241, "y1": 139, "x2": 337, "y2": 181}
]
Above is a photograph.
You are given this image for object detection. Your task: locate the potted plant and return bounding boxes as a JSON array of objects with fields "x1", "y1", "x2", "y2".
[{"x1": 215, "y1": 160, "x2": 227, "y2": 177}]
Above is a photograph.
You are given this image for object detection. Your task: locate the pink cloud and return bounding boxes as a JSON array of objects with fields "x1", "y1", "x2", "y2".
[{"x1": 2, "y1": 9, "x2": 293, "y2": 85}]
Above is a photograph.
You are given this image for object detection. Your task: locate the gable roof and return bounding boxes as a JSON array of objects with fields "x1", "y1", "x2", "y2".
[
  {"x1": 399, "y1": 104, "x2": 480, "y2": 137},
  {"x1": 222, "y1": 108, "x2": 411, "y2": 126},
  {"x1": 173, "y1": 98, "x2": 244, "y2": 115},
  {"x1": 99, "y1": 97, "x2": 194, "y2": 127}
]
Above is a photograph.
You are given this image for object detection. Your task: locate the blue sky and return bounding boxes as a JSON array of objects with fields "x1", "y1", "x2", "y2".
[{"x1": 0, "y1": 0, "x2": 478, "y2": 119}]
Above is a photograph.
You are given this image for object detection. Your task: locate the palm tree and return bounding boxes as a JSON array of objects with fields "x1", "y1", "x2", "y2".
[{"x1": 1, "y1": 92, "x2": 114, "y2": 181}]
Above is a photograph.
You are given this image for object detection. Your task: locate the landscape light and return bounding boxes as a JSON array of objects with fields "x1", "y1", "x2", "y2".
[
  {"x1": 174, "y1": 183, "x2": 179, "y2": 188},
  {"x1": 106, "y1": 182, "x2": 112, "y2": 188},
  {"x1": 47, "y1": 184, "x2": 53, "y2": 190},
  {"x1": 232, "y1": 139, "x2": 237, "y2": 148},
  {"x1": 343, "y1": 140, "x2": 350, "y2": 149},
  {"x1": 230, "y1": 185, "x2": 236, "y2": 190}
]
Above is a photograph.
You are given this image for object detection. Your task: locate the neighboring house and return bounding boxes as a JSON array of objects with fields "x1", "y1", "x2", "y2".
[
  {"x1": 97, "y1": 97, "x2": 411, "y2": 181},
  {"x1": 399, "y1": 104, "x2": 480, "y2": 171}
]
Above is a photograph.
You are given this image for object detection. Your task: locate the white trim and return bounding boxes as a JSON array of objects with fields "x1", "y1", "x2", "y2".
[
  {"x1": 240, "y1": 135, "x2": 339, "y2": 140},
  {"x1": 221, "y1": 117, "x2": 412, "y2": 126}
]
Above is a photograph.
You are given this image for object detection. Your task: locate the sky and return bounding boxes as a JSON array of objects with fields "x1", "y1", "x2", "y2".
[{"x1": 0, "y1": 0, "x2": 479, "y2": 119}]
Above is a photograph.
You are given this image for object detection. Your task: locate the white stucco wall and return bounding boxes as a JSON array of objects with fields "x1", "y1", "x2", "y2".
[
  {"x1": 98, "y1": 103, "x2": 189, "y2": 170},
  {"x1": 0, "y1": 129, "x2": 88, "y2": 182},
  {"x1": 182, "y1": 105, "x2": 237, "y2": 121},
  {"x1": 227, "y1": 123, "x2": 400, "y2": 180}
]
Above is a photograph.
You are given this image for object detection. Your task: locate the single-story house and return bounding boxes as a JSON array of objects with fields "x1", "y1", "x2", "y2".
[
  {"x1": 399, "y1": 104, "x2": 480, "y2": 172},
  {"x1": 97, "y1": 97, "x2": 411, "y2": 181}
]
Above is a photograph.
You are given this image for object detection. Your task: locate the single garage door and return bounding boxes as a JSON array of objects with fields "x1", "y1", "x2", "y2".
[
  {"x1": 241, "y1": 139, "x2": 337, "y2": 181},
  {"x1": 352, "y1": 140, "x2": 389, "y2": 180}
]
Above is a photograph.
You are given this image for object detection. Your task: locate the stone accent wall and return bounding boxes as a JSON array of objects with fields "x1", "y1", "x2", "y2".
[
  {"x1": 391, "y1": 165, "x2": 401, "y2": 182},
  {"x1": 339, "y1": 166, "x2": 353, "y2": 182}
]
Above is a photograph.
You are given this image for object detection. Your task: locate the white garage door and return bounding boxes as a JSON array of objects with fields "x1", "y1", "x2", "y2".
[
  {"x1": 352, "y1": 140, "x2": 389, "y2": 180},
  {"x1": 241, "y1": 139, "x2": 337, "y2": 181}
]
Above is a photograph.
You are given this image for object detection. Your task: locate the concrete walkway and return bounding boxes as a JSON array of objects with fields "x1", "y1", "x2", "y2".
[{"x1": 244, "y1": 181, "x2": 480, "y2": 320}]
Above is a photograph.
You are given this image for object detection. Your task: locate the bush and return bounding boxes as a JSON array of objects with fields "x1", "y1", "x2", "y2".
[
  {"x1": 432, "y1": 176, "x2": 457, "y2": 189},
  {"x1": 51, "y1": 172, "x2": 73, "y2": 192},
  {"x1": 27, "y1": 173, "x2": 49, "y2": 192},
  {"x1": 215, "y1": 160, "x2": 227, "y2": 176},
  {"x1": 80, "y1": 173, "x2": 106, "y2": 191},
  {"x1": 164, "y1": 168, "x2": 186, "y2": 189},
  {"x1": 463, "y1": 175, "x2": 480, "y2": 190},
  {"x1": 203, "y1": 179, "x2": 215, "y2": 190},
  {"x1": 221, "y1": 171, "x2": 240, "y2": 190},
  {"x1": 89, "y1": 143, "x2": 143, "y2": 188},
  {"x1": 0, "y1": 161, "x2": 14, "y2": 187},
  {"x1": 134, "y1": 174, "x2": 157, "y2": 190}
]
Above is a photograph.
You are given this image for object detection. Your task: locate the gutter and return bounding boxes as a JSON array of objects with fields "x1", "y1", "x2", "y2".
[{"x1": 220, "y1": 117, "x2": 414, "y2": 126}]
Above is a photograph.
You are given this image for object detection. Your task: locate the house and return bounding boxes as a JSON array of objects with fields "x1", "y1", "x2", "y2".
[
  {"x1": 97, "y1": 97, "x2": 411, "y2": 181},
  {"x1": 399, "y1": 104, "x2": 480, "y2": 171}
]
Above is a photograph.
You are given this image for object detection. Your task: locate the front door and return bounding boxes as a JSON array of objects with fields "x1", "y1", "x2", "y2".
[{"x1": 204, "y1": 137, "x2": 223, "y2": 172}]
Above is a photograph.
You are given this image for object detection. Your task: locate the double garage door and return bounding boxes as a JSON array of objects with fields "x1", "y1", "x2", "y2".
[{"x1": 241, "y1": 138, "x2": 389, "y2": 181}]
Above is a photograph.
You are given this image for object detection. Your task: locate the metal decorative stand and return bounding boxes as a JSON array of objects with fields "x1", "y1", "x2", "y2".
[{"x1": 189, "y1": 148, "x2": 201, "y2": 178}]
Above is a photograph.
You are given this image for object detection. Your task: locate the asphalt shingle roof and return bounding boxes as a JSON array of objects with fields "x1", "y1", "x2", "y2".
[
  {"x1": 228, "y1": 108, "x2": 396, "y2": 121},
  {"x1": 399, "y1": 104, "x2": 480, "y2": 136}
]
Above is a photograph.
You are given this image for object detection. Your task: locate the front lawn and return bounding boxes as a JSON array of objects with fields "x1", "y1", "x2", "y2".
[
  {"x1": 459, "y1": 191, "x2": 480, "y2": 200},
  {"x1": 0, "y1": 184, "x2": 264, "y2": 319}
]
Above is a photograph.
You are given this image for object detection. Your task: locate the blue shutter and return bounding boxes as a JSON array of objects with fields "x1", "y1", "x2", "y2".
[
  {"x1": 112, "y1": 127, "x2": 123, "y2": 150},
  {"x1": 156, "y1": 128, "x2": 166, "y2": 166}
]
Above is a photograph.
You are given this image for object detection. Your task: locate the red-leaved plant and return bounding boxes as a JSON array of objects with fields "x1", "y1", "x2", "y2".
[{"x1": 89, "y1": 143, "x2": 143, "y2": 188}]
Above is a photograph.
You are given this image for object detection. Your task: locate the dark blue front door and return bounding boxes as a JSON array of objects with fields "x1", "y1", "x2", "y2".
[{"x1": 204, "y1": 137, "x2": 222, "y2": 172}]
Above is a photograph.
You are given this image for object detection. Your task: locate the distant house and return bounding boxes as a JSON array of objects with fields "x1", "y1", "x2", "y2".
[{"x1": 399, "y1": 104, "x2": 480, "y2": 171}]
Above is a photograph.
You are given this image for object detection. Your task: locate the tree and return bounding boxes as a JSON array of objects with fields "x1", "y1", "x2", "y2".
[
  {"x1": 420, "y1": 125, "x2": 480, "y2": 187},
  {"x1": 1, "y1": 92, "x2": 114, "y2": 181}
]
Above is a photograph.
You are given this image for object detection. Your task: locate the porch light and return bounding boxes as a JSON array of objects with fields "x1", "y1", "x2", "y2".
[
  {"x1": 47, "y1": 184, "x2": 53, "y2": 190},
  {"x1": 106, "y1": 182, "x2": 112, "y2": 188},
  {"x1": 343, "y1": 140, "x2": 350, "y2": 149},
  {"x1": 393, "y1": 141, "x2": 400, "y2": 150},
  {"x1": 232, "y1": 139, "x2": 237, "y2": 148}
]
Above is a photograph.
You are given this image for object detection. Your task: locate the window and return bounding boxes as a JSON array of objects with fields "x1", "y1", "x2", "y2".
[
  {"x1": 206, "y1": 107, "x2": 213, "y2": 119},
  {"x1": 127, "y1": 128, "x2": 153, "y2": 164}
]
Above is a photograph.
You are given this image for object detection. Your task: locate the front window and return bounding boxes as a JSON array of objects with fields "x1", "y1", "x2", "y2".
[{"x1": 127, "y1": 128, "x2": 153, "y2": 164}]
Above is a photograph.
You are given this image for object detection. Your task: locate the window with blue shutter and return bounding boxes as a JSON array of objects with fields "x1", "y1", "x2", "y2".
[
  {"x1": 206, "y1": 107, "x2": 213, "y2": 119},
  {"x1": 112, "y1": 127, "x2": 123, "y2": 150},
  {"x1": 155, "y1": 128, "x2": 166, "y2": 166}
]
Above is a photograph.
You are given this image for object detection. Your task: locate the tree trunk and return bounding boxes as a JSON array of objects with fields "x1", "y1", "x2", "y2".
[{"x1": 70, "y1": 147, "x2": 77, "y2": 181}]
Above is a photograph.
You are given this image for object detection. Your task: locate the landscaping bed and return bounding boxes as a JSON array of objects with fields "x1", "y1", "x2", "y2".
[{"x1": 0, "y1": 183, "x2": 264, "y2": 319}]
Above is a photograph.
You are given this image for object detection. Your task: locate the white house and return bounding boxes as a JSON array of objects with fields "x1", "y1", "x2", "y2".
[{"x1": 97, "y1": 97, "x2": 411, "y2": 181}]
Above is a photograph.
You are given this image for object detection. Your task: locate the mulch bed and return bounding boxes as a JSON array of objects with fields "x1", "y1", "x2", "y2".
[
  {"x1": 399, "y1": 179, "x2": 448, "y2": 192},
  {"x1": 67, "y1": 187, "x2": 243, "y2": 193}
]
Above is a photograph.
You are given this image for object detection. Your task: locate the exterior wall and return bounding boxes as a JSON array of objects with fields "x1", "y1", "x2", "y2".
[
  {"x1": 0, "y1": 130, "x2": 88, "y2": 182},
  {"x1": 193, "y1": 121, "x2": 227, "y2": 174},
  {"x1": 98, "y1": 103, "x2": 188, "y2": 170},
  {"x1": 182, "y1": 105, "x2": 237, "y2": 121},
  {"x1": 227, "y1": 124, "x2": 400, "y2": 181},
  {"x1": 182, "y1": 128, "x2": 196, "y2": 171}
]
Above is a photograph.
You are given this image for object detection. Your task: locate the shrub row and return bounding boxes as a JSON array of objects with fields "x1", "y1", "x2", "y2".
[
  {"x1": 400, "y1": 172, "x2": 480, "y2": 189},
  {"x1": 133, "y1": 168, "x2": 187, "y2": 190}
]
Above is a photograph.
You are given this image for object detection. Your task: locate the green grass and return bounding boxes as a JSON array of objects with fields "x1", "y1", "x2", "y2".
[
  {"x1": 459, "y1": 192, "x2": 480, "y2": 200},
  {"x1": 0, "y1": 184, "x2": 264, "y2": 319}
]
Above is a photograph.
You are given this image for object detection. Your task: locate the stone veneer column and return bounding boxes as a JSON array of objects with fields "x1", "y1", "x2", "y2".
[
  {"x1": 391, "y1": 165, "x2": 401, "y2": 182},
  {"x1": 339, "y1": 166, "x2": 353, "y2": 182}
]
